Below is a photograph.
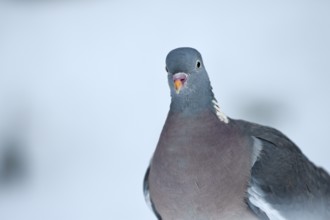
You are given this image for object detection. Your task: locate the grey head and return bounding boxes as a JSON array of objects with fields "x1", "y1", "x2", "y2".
[{"x1": 165, "y1": 47, "x2": 215, "y2": 113}]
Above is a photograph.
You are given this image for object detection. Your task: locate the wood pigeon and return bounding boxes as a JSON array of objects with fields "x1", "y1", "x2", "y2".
[{"x1": 143, "y1": 47, "x2": 330, "y2": 220}]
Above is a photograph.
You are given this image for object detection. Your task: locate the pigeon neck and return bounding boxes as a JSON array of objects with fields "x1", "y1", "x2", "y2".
[
  {"x1": 211, "y1": 98, "x2": 229, "y2": 124},
  {"x1": 169, "y1": 88, "x2": 229, "y2": 124}
]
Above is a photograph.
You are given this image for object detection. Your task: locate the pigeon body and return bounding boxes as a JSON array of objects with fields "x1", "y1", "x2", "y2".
[{"x1": 144, "y1": 47, "x2": 330, "y2": 220}]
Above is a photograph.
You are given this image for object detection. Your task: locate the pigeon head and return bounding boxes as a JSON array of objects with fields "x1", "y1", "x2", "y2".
[{"x1": 165, "y1": 47, "x2": 215, "y2": 112}]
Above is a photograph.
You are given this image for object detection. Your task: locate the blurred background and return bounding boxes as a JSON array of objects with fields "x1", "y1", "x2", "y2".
[{"x1": 0, "y1": 0, "x2": 329, "y2": 219}]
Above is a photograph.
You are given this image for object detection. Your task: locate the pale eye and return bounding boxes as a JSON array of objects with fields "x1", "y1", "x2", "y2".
[{"x1": 196, "y1": 60, "x2": 201, "y2": 69}]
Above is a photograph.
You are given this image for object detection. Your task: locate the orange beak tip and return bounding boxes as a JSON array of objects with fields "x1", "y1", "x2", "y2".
[{"x1": 174, "y1": 79, "x2": 182, "y2": 94}]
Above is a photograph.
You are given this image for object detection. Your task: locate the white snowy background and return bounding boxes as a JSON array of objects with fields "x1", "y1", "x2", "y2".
[{"x1": 0, "y1": 1, "x2": 329, "y2": 219}]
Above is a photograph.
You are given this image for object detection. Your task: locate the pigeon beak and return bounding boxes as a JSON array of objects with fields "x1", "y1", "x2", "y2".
[
  {"x1": 174, "y1": 79, "x2": 182, "y2": 94},
  {"x1": 173, "y1": 73, "x2": 187, "y2": 94}
]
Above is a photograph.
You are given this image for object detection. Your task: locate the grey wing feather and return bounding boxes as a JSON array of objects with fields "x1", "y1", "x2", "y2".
[
  {"x1": 237, "y1": 120, "x2": 330, "y2": 220},
  {"x1": 143, "y1": 166, "x2": 162, "y2": 220}
]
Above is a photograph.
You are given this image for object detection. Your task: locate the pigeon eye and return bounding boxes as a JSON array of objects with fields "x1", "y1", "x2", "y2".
[{"x1": 196, "y1": 60, "x2": 201, "y2": 69}]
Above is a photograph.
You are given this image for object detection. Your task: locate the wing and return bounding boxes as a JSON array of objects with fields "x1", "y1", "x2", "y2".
[
  {"x1": 237, "y1": 120, "x2": 330, "y2": 220},
  {"x1": 143, "y1": 166, "x2": 162, "y2": 220}
]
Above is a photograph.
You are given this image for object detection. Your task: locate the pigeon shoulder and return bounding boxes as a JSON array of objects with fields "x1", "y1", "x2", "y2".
[{"x1": 234, "y1": 119, "x2": 330, "y2": 219}]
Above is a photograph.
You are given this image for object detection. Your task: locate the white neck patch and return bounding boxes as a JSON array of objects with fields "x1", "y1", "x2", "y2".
[{"x1": 212, "y1": 99, "x2": 229, "y2": 124}]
